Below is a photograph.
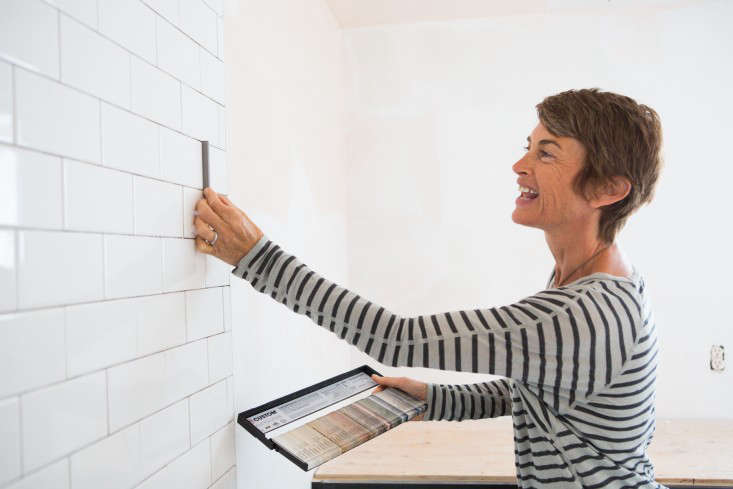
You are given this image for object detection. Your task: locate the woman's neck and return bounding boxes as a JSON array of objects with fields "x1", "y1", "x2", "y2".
[{"x1": 545, "y1": 226, "x2": 618, "y2": 286}]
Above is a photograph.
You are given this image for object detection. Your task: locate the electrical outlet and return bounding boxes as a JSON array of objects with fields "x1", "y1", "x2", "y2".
[{"x1": 710, "y1": 345, "x2": 725, "y2": 372}]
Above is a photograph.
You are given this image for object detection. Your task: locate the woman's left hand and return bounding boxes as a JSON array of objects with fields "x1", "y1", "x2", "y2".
[{"x1": 194, "y1": 188, "x2": 264, "y2": 266}]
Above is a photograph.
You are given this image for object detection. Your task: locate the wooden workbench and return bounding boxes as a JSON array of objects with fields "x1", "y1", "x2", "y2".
[{"x1": 312, "y1": 416, "x2": 733, "y2": 488}]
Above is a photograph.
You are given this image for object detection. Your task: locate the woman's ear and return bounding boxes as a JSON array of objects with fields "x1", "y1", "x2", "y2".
[{"x1": 591, "y1": 176, "x2": 631, "y2": 208}]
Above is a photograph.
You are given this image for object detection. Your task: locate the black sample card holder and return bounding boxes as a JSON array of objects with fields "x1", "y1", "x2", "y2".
[{"x1": 237, "y1": 365, "x2": 428, "y2": 471}]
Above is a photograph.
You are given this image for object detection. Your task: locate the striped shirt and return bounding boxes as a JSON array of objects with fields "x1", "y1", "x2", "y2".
[{"x1": 232, "y1": 235, "x2": 664, "y2": 488}]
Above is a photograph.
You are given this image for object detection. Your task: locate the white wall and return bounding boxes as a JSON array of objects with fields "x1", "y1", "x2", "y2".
[
  {"x1": 342, "y1": 0, "x2": 733, "y2": 418},
  {"x1": 223, "y1": 1, "x2": 356, "y2": 488},
  {"x1": 0, "y1": 1, "x2": 236, "y2": 488}
]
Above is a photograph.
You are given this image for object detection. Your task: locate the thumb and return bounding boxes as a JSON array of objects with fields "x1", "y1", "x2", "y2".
[
  {"x1": 203, "y1": 187, "x2": 227, "y2": 216},
  {"x1": 371, "y1": 374, "x2": 400, "y2": 388}
]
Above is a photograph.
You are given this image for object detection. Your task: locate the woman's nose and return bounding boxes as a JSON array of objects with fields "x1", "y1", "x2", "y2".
[{"x1": 512, "y1": 153, "x2": 530, "y2": 175}]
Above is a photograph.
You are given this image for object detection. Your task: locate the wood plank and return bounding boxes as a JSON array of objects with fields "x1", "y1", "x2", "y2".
[{"x1": 313, "y1": 417, "x2": 733, "y2": 486}]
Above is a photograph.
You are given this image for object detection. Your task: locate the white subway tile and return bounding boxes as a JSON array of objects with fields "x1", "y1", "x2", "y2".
[
  {"x1": 101, "y1": 103, "x2": 159, "y2": 178},
  {"x1": 0, "y1": 61, "x2": 11, "y2": 142},
  {"x1": 182, "y1": 187, "x2": 201, "y2": 238},
  {"x1": 50, "y1": 0, "x2": 98, "y2": 28},
  {"x1": 139, "y1": 399, "x2": 189, "y2": 476},
  {"x1": 208, "y1": 146, "x2": 228, "y2": 194},
  {"x1": 133, "y1": 177, "x2": 183, "y2": 237},
  {"x1": 70, "y1": 424, "x2": 142, "y2": 489},
  {"x1": 181, "y1": 85, "x2": 218, "y2": 143},
  {"x1": 205, "y1": 255, "x2": 229, "y2": 287},
  {"x1": 98, "y1": 0, "x2": 156, "y2": 63},
  {"x1": 22, "y1": 372, "x2": 107, "y2": 471},
  {"x1": 0, "y1": 146, "x2": 63, "y2": 229},
  {"x1": 209, "y1": 423, "x2": 234, "y2": 481},
  {"x1": 0, "y1": 398, "x2": 20, "y2": 485},
  {"x1": 65, "y1": 300, "x2": 137, "y2": 377},
  {"x1": 207, "y1": 332, "x2": 232, "y2": 383},
  {"x1": 165, "y1": 339, "x2": 209, "y2": 402},
  {"x1": 189, "y1": 379, "x2": 232, "y2": 444},
  {"x1": 211, "y1": 468, "x2": 236, "y2": 489},
  {"x1": 144, "y1": 0, "x2": 179, "y2": 25},
  {"x1": 17, "y1": 230, "x2": 104, "y2": 308},
  {"x1": 179, "y1": 0, "x2": 217, "y2": 54},
  {"x1": 64, "y1": 160, "x2": 134, "y2": 233},
  {"x1": 107, "y1": 352, "x2": 164, "y2": 431},
  {"x1": 160, "y1": 128, "x2": 202, "y2": 188},
  {"x1": 185, "y1": 287, "x2": 223, "y2": 341},
  {"x1": 108, "y1": 341, "x2": 207, "y2": 430},
  {"x1": 15, "y1": 69, "x2": 100, "y2": 163},
  {"x1": 137, "y1": 440, "x2": 210, "y2": 489},
  {"x1": 3, "y1": 459, "x2": 69, "y2": 489},
  {"x1": 60, "y1": 15, "x2": 131, "y2": 108},
  {"x1": 162, "y1": 238, "x2": 205, "y2": 292},
  {"x1": 156, "y1": 17, "x2": 200, "y2": 89},
  {"x1": 200, "y1": 49, "x2": 224, "y2": 104},
  {"x1": 0, "y1": 230, "x2": 16, "y2": 312},
  {"x1": 136, "y1": 292, "x2": 186, "y2": 355},
  {"x1": 131, "y1": 57, "x2": 181, "y2": 130},
  {"x1": 0, "y1": 309, "x2": 65, "y2": 398},
  {"x1": 0, "y1": 0, "x2": 59, "y2": 77},
  {"x1": 216, "y1": 16, "x2": 224, "y2": 60},
  {"x1": 104, "y1": 235, "x2": 162, "y2": 299},
  {"x1": 222, "y1": 287, "x2": 231, "y2": 331}
]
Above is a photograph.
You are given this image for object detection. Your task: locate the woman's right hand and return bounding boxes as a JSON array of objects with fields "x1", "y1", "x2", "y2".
[{"x1": 370, "y1": 374, "x2": 428, "y2": 421}]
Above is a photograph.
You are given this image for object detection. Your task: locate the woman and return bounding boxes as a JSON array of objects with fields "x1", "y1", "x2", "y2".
[{"x1": 195, "y1": 88, "x2": 664, "y2": 488}]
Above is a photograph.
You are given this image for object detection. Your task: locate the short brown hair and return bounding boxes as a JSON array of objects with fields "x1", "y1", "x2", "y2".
[{"x1": 536, "y1": 88, "x2": 663, "y2": 243}]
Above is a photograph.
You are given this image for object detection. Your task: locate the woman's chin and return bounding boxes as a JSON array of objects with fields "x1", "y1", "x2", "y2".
[{"x1": 511, "y1": 209, "x2": 539, "y2": 228}]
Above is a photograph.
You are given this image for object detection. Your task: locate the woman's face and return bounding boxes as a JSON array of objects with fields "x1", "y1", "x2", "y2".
[{"x1": 511, "y1": 122, "x2": 594, "y2": 234}]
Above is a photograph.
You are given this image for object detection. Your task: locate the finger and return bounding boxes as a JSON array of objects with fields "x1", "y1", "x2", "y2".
[
  {"x1": 371, "y1": 374, "x2": 397, "y2": 388},
  {"x1": 194, "y1": 216, "x2": 216, "y2": 241},
  {"x1": 203, "y1": 187, "x2": 229, "y2": 217},
  {"x1": 219, "y1": 194, "x2": 233, "y2": 206},
  {"x1": 195, "y1": 236, "x2": 214, "y2": 254},
  {"x1": 195, "y1": 198, "x2": 225, "y2": 230}
]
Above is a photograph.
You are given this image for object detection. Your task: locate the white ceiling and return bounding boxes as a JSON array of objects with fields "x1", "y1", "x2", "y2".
[{"x1": 324, "y1": 0, "x2": 697, "y2": 28}]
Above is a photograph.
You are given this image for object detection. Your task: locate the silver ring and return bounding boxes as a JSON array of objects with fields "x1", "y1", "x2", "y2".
[{"x1": 208, "y1": 230, "x2": 219, "y2": 246}]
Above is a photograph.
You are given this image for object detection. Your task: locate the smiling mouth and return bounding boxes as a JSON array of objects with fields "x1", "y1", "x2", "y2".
[{"x1": 518, "y1": 185, "x2": 539, "y2": 200}]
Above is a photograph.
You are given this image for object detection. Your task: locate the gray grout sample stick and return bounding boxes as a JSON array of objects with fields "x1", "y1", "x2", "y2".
[{"x1": 201, "y1": 140, "x2": 210, "y2": 189}]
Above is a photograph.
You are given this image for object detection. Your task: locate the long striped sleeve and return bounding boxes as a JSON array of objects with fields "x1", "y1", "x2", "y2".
[
  {"x1": 233, "y1": 235, "x2": 664, "y2": 488},
  {"x1": 233, "y1": 235, "x2": 641, "y2": 413},
  {"x1": 425, "y1": 379, "x2": 513, "y2": 421}
]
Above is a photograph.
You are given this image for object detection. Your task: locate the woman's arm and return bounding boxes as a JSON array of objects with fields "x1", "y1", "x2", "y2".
[
  {"x1": 426, "y1": 379, "x2": 513, "y2": 421},
  {"x1": 234, "y1": 234, "x2": 645, "y2": 415}
]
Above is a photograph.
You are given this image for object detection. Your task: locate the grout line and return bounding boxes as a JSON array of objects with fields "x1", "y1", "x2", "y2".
[
  {"x1": 56, "y1": 9, "x2": 62, "y2": 81},
  {"x1": 62, "y1": 306, "x2": 68, "y2": 379},
  {"x1": 188, "y1": 398, "x2": 193, "y2": 448},
  {"x1": 208, "y1": 435, "x2": 213, "y2": 484},
  {"x1": 154, "y1": 12, "x2": 159, "y2": 66},
  {"x1": 60, "y1": 156, "x2": 67, "y2": 230},
  {"x1": 17, "y1": 395, "x2": 24, "y2": 475},
  {"x1": 13, "y1": 230, "x2": 19, "y2": 311},
  {"x1": 10, "y1": 64, "x2": 17, "y2": 145},
  {"x1": 105, "y1": 369, "x2": 111, "y2": 434},
  {"x1": 97, "y1": 97, "x2": 103, "y2": 170}
]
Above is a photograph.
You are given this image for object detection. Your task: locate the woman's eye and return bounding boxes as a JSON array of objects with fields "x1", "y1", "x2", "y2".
[{"x1": 539, "y1": 150, "x2": 552, "y2": 158}]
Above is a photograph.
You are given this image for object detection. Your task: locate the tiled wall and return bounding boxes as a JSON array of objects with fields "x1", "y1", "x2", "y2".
[{"x1": 0, "y1": 1, "x2": 236, "y2": 488}]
